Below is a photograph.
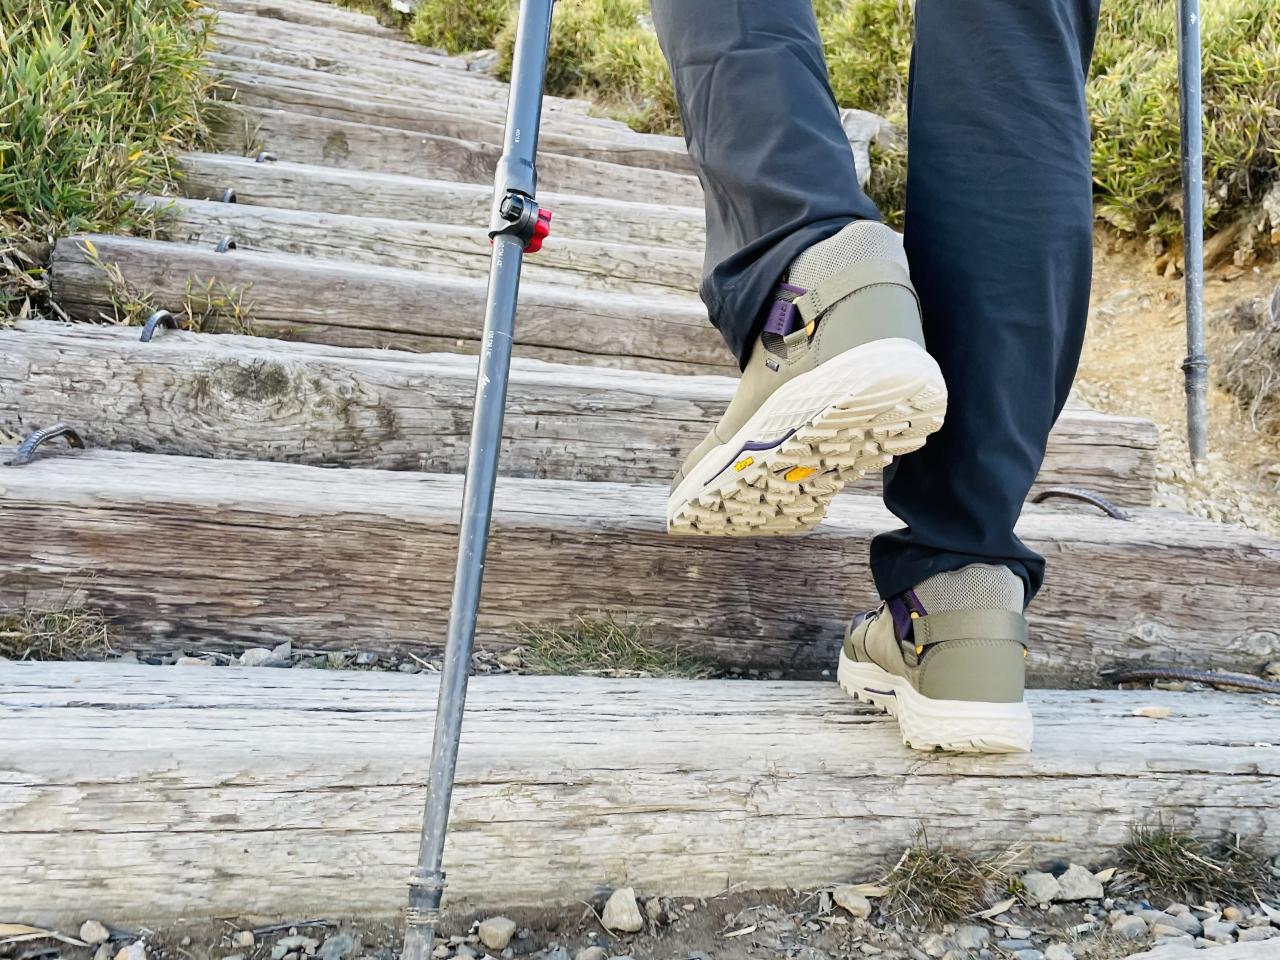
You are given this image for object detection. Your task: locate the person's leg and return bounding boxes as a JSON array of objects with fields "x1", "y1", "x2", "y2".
[
  {"x1": 648, "y1": 0, "x2": 879, "y2": 366},
  {"x1": 871, "y1": 0, "x2": 1100, "y2": 604}
]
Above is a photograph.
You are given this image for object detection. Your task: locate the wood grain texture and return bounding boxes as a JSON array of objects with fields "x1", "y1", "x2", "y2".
[
  {"x1": 3, "y1": 662, "x2": 1277, "y2": 925},
  {"x1": 147, "y1": 196, "x2": 703, "y2": 295},
  {"x1": 210, "y1": 103, "x2": 702, "y2": 205},
  {"x1": 178, "y1": 153, "x2": 705, "y2": 248},
  {"x1": 48, "y1": 235, "x2": 733, "y2": 373},
  {"x1": 215, "y1": 72, "x2": 694, "y2": 174},
  {"x1": 1, "y1": 448, "x2": 1275, "y2": 682},
  {"x1": 0, "y1": 321, "x2": 1157, "y2": 505},
  {"x1": 215, "y1": 0, "x2": 405, "y2": 39}
]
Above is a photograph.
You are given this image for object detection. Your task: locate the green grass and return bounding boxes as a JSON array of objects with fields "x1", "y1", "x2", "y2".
[
  {"x1": 363, "y1": 0, "x2": 1280, "y2": 239},
  {"x1": 517, "y1": 614, "x2": 714, "y2": 678},
  {"x1": 1, "y1": 0, "x2": 215, "y2": 316}
]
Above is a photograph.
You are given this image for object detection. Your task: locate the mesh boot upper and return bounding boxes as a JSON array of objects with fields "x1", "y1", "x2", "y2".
[
  {"x1": 787, "y1": 220, "x2": 909, "y2": 290},
  {"x1": 913, "y1": 563, "x2": 1024, "y2": 613}
]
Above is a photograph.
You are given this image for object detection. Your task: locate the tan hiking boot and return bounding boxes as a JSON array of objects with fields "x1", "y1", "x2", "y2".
[
  {"x1": 838, "y1": 564, "x2": 1034, "y2": 753},
  {"x1": 668, "y1": 220, "x2": 946, "y2": 536}
]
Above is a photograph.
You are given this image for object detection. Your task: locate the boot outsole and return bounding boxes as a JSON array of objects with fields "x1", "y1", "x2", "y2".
[{"x1": 667, "y1": 339, "x2": 946, "y2": 536}]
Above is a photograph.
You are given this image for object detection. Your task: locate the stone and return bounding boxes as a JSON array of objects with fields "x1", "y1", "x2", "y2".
[
  {"x1": 478, "y1": 919, "x2": 517, "y2": 952},
  {"x1": 1055, "y1": 864, "x2": 1105, "y2": 902},
  {"x1": 1044, "y1": 946, "x2": 1074, "y2": 960},
  {"x1": 574, "y1": 949, "x2": 608, "y2": 960},
  {"x1": 921, "y1": 934, "x2": 950, "y2": 958},
  {"x1": 454, "y1": 947, "x2": 476, "y2": 960},
  {"x1": 1202, "y1": 920, "x2": 1237, "y2": 942},
  {"x1": 997, "y1": 941, "x2": 1033, "y2": 952},
  {"x1": 952, "y1": 926, "x2": 989, "y2": 952},
  {"x1": 174, "y1": 656, "x2": 209, "y2": 666},
  {"x1": 236, "y1": 932, "x2": 256, "y2": 949},
  {"x1": 318, "y1": 934, "x2": 358, "y2": 960},
  {"x1": 1112, "y1": 915, "x2": 1149, "y2": 941},
  {"x1": 1137, "y1": 911, "x2": 1201, "y2": 936},
  {"x1": 601, "y1": 887, "x2": 644, "y2": 933},
  {"x1": 1003, "y1": 927, "x2": 1033, "y2": 941},
  {"x1": 240, "y1": 647, "x2": 274, "y2": 666},
  {"x1": 1223, "y1": 907, "x2": 1246, "y2": 923},
  {"x1": 1151, "y1": 926, "x2": 1191, "y2": 940},
  {"x1": 1022, "y1": 871, "x2": 1063, "y2": 905},
  {"x1": 543, "y1": 948, "x2": 570, "y2": 960},
  {"x1": 1238, "y1": 928, "x2": 1276, "y2": 943},
  {"x1": 431, "y1": 947, "x2": 450, "y2": 960},
  {"x1": 95, "y1": 945, "x2": 113, "y2": 960},
  {"x1": 114, "y1": 943, "x2": 146, "y2": 960},
  {"x1": 834, "y1": 886, "x2": 874, "y2": 919},
  {"x1": 355, "y1": 651, "x2": 378, "y2": 666},
  {"x1": 1014, "y1": 951, "x2": 1043, "y2": 960},
  {"x1": 81, "y1": 922, "x2": 110, "y2": 945}
]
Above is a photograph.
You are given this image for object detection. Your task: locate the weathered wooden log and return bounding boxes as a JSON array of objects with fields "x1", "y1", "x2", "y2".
[
  {"x1": 3, "y1": 663, "x2": 1278, "y2": 925},
  {"x1": 178, "y1": 153, "x2": 705, "y2": 248},
  {"x1": 215, "y1": 72, "x2": 694, "y2": 174},
  {"x1": 48, "y1": 235, "x2": 732, "y2": 373},
  {"x1": 0, "y1": 322, "x2": 1158, "y2": 505},
  {"x1": 209, "y1": 104, "x2": 702, "y2": 205},
  {"x1": 214, "y1": 0, "x2": 404, "y2": 39},
  {"x1": 146, "y1": 196, "x2": 702, "y2": 294},
  {"x1": 1, "y1": 448, "x2": 1276, "y2": 682}
]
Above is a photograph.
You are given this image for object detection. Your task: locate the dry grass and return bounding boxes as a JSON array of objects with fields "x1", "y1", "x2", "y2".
[
  {"x1": 0, "y1": 604, "x2": 115, "y2": 661},
  {"x1": 879, "y1": 837, "x2": 1021, "y2": 927},
  {"x1": 1119, "y1": 825, "x2": 1277, "y2": 903},
  {"x1": 1217, "y1": 284, "x2": 1280, "y2": 436},
  {"x1": 518, "y1": 614, "x2": 713, "y2": 679}
]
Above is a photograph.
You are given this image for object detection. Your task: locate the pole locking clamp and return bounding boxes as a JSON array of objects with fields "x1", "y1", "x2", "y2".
[{"x1": 489, "y1": 191, "x2": 552, "y2": 253}]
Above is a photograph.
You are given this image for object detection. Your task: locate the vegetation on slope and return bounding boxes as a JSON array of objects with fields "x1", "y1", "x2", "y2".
[{"x1": 0, "y1": 0, "x2": 216, "y2": 318}]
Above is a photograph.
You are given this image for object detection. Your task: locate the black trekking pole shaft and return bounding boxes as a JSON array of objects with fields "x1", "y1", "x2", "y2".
[
  {"x1": 401, "y1": 2, "x2": 554, "y2": 958},
  {"x1": 1177, "y1": 0, "x2": 1208, "y2": 464}
]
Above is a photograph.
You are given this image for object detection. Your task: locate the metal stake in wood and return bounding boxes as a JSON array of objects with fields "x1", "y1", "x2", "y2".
[
  {"x1": 1177, "y1": 0, "x2": 1208, "y2": 465},
  {"x1": 400, "y1": 2, "x2": 555, "y2": 958}
]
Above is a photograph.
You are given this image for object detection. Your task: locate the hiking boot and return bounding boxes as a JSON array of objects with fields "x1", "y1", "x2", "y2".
[
  {"x1": 837, "y1": 564, "x2": 1034, "y2": 753},
  {"x1": 668, "y1": 220, "x2": 946, "y2": 536}
]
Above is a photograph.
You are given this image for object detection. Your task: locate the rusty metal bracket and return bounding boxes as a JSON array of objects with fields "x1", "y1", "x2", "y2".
[
  {"x1": 8, "y1": 423, "x2": 85, "y2": 466},
  {"x1": 215, "y1": 236, "x2": 237, "y2": 253},
  {"x1": 140, "y1": 310, "x2": 179, "y2": 343},
  {"x1": 1031, "y1": 485, "x2": 1130, "y2": 521},
  {"x1": 221, "y1": 188, "x2": 237, "y2": 203},
  {"x1": 255, "y1": 151, "x2": 277, "y2": 163}
]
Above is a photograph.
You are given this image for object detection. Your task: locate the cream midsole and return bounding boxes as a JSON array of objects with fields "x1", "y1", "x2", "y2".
[
  {"x1": 667, "y1": 338, "x2": 943, "y2": 516},
  {"x1": 837, "y1": 651, "x2": 1034, "y2": 728}
]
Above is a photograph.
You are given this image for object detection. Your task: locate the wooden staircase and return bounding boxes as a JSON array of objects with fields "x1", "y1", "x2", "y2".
[{"x1": 2, "y1": 0, "x2": 1278, "y2": 925}]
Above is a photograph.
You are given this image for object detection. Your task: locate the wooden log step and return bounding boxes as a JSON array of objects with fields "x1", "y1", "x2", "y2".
[
  {"x1": 2, "y1": 447, "x2": 1276, "y2": 682},
  {"x1": 5, "y1": 662, "x2": 1277, "y2": 925},
  {"x1": 210, "y1": 104, "x2": 703, "y2": 206},
  {"x1": 214, "y1": 0, "x2": 404, "y2": 40},
  {"x1": 177, "y1": 153, "x2": 705, "y2": 248},
  {"x1": 48, "y1": 235, "x2": 731, "y2": 373},
  {"x1": 0, "y1": 321, "x2": 1159, "y2": 507},
  {"x1": 148, "y1": 196, "x2": 701, "y2": 295},
  {"x1": 214, "y1": 72, "x2": 693, "y2": 174}
]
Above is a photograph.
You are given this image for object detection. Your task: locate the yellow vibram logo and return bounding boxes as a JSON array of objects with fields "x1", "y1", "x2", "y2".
[
  {"x1": 734, "y1": 457, "x2": 754, "y2": 471},
  {"x1": 784, "y1": 466, "x2": 816, "y2": 482}
]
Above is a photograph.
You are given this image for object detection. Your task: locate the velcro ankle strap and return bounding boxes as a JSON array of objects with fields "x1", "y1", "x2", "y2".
[
  {"x1": 794, "y1": 259, "x2": 917, "y2": 322},
  {"x1": 913, "y1": 609, "x2": 1028, "y2": 649}
]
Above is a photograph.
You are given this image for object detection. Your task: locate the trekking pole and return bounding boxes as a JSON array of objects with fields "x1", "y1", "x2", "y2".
[
  {"x1": 1177, "y1": 0, "x2": 1208, "y2": 465},
  {"x1": 400, "y1": 1, "x2": 555, "y2": 957}
]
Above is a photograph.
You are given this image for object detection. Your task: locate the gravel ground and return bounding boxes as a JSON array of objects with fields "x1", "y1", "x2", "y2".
[{"x1": 8, "y1": 864, "x2": 1280, "y2": 960}]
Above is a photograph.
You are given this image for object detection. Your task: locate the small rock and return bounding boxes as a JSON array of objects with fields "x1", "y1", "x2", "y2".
[
  {"x1": 1003, "y1": 927, "x2": 1033, "y2": 940},
  {"x1": 271, "y1": 640, "x2": 292, "y2": 661},
  {"x1": 1223, "y1": 907, "x2": 1246, "y2": 923},
  {"x1": 543, "y1": 948, "x2": 570, "y2": 960},
  {"x1": 921, "y1": 934, "x2": 950, "y2": 958},
  {"x1": 236, "y1": 932, "x2": 256, "y2": 949},
  {"x1": 355, "y1": 651, "x2": 378, "y2": 666},
  {"x1": 318, "y1": 934, "x2": 358, "y2": 960},
  {"x1": 80, "y1": 922, "x2": 110, "y2": 946},
  {"x1": 997, "y1": 941, "x2": 1033, "y2": 952},
  {"x1": 240, "y1": 647, "x2": 274, "y2": 666},
  {"x1": 574, "y1": 949, "x2": 608, "y2": 960},
  {"x1": 277, "y1": 938, "x2": 319, "y2": 954},
  {"x1": 1022, "y1": 872, "x2": 1062, "y2": 905},
  {"x1": 1152, "y1": 924, "x2": 1191, "y2": 939},
  {"x1": 1140, "y1": 911, "x2": 1201, "y2": 936},
  {"x1": 1054, "y1": 864, "x2": 1105, "y2": 901},
  {"x1": 1238, "y1": 928, "x2": 1276, "y2": 942},
  {"x1": 454, "y1": 947, "x2": 476, "y2": 960},
  {"x1": 833, "y1": 886, "x2": 873, "y2": 919},
  {"x1": 1133, "y1": 706, "x2": 1171, "y2": 719},
  {"x1": 952, "y1": 926, "x2": 989, "y2": 952},
  {"x1": 271, "y1": 946, "x2": 288, "y2": 960},
  {"x1": 601, "y1": 887, "x2": 645, "y2": 933},
  {"x1": 1203, "y1": 920, "x2": 1237, "y2": 942},
  {"x1": 115, "y1": 943, "x2": 146, "y2": 960},
  {"x1": 431, "y1": 946, "x2": 450, "y2": 959},
  {"x1": 175, "y1": 656, "x2": 209, "y2": 666},
  {"x1": 477, "y1": 919, "x2": 517, "y2": 952},
  {"x1": 1044, "y1": 945, "x2": 1074, "y2": 960},
  {"x1": 1111, "y1": 915, "x2": 1149, "y2": 941},
  {"x1": 497, "y1": 652, "x2": 523, "y2": 669},
  {"x1": 94, "y1": 945, "x2": 113, "y2": 960},
  {"x1": 398, "y1": 662, "x2": 420, "y2": 673},
  {"x1": 1014, "y1": 951, "x2": 1043, "y2": 960}
]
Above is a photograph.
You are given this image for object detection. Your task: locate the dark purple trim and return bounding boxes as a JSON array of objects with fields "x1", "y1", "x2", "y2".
[
  {"x1": 763, "y1": 299, "x2": 799, "y2": 336},
  {"x1": 705, "y1": 427, "x2": 798, "y2": 487},
  {"x1": 863, "y1": 687, "x2": 897, "y2": 697}
]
